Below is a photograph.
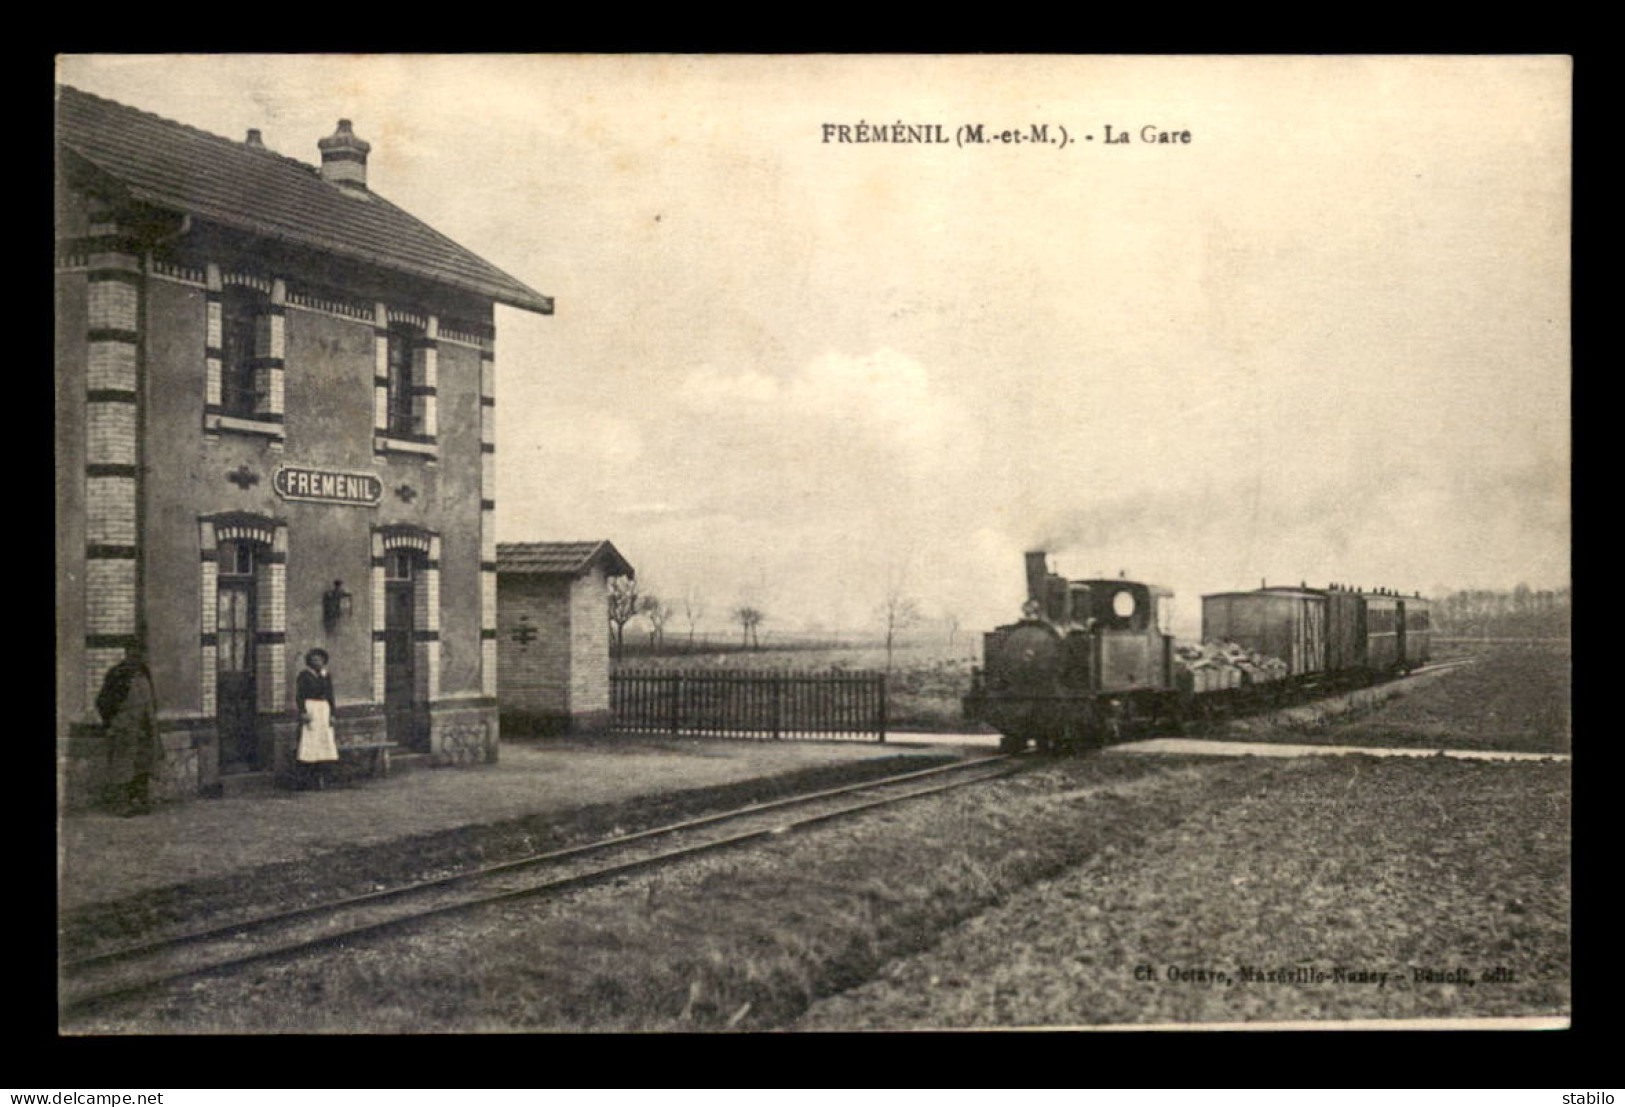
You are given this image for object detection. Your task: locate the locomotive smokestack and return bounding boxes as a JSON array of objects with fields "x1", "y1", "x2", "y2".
[{"x1": 1025, "y1": 551, "x2": 1049, "y2": 603}]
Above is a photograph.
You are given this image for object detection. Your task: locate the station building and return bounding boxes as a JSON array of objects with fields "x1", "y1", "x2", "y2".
[
  {"x1": 495, "y1": 541, "x2": 634, "y2": 736},
  {"x1": 55, "y1": 86, "x2": 553, "y2": 805}
]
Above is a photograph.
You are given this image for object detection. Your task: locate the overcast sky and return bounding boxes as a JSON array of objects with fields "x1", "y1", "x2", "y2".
[{"x1": 57, "y1": 55, "x2": 1570, "y2": 637}]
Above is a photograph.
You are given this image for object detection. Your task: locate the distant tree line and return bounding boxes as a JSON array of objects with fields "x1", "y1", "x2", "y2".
[
  {"x1": 1433, "y1": 584, "x2": 1570, "y2": 639},
  {"x1": 607, "y1": 575, "x2": 774, "y2": 658},
  {"x1": 605, "y1": 562, "x2": 966, "y2": 661}
]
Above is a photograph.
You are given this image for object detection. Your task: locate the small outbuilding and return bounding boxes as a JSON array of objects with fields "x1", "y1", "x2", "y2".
[{"x1": 496, "y1": 540, "x2": 634, "y2": 735}]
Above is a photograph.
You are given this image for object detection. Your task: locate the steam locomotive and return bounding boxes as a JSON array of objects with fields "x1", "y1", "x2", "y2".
[{"x1": 963, "y1": 551, "x2": 1432, "y2": 754}]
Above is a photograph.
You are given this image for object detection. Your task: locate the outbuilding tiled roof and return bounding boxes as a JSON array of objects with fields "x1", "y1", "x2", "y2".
[
  {"x1": 496, "y1": 541, "x2": 635, "y2": 579},
  {"x1": 56, "y1": 85, "x2": 552, "y2": 314}
]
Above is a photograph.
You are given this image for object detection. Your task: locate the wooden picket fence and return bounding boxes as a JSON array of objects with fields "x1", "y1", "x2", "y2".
[{"x1": 611, "y1": 669, "x2": 887, "y2": 742}]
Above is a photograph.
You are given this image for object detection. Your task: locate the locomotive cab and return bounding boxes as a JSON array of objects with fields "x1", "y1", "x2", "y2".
[
  {"x1": 1066, "y1": 579, "x2": 1161, "y2": 630},
  {"x1": 1068, "y1": 579, "x2": 1175, "y2": 693}
]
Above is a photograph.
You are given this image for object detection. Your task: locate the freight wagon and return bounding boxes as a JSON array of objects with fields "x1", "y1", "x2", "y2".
[{"x1": 1202, "y1": 583, "x2": 1430, "y2": 681}]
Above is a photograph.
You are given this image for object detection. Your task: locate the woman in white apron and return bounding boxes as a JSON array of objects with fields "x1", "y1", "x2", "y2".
[{"x1": 295, "y1": 648, "x2": 340, "y2": 790}]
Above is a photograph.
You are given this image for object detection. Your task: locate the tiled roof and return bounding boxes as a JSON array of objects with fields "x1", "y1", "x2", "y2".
[
  {"x1": 496, "y1": 541, "x2": 635, "y2": 578},
  {"x1": 56, "y1": 85, "x2": 552, "y2": 314}
]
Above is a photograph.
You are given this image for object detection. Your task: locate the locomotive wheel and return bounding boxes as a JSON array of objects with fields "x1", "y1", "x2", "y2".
[
  {"x1": 1103, "y1": 701, "x2": 1127, "y2": 745},
  {"x1": 1120, "y1": 696, "x2": 1150, "y2": 742},
  {"x1": 1199, "y1": 697, "x2": 1218, "y2": 735},
  {"x1": 1172, "y1": 695, "x2": 1198, "y2": 736},
  {"x1": 1082, "y1": 709, "x2": 1112, "y2": 754}
]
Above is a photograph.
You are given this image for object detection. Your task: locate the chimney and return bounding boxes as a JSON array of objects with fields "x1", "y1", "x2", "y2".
[
  {"x1": 1024, "y1": 551, "x2": 1049, "y2": 605},
  {"x1": 318, "y1": 119, "x2": 371, "y2": 191},
  {"x1": 245, "y1": 128, "x2": 265, "y2": 148}
]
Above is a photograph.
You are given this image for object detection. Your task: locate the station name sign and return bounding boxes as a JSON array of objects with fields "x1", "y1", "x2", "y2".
[{"x1": 273, "y1": 465, "x2": 383, "y2": 507}]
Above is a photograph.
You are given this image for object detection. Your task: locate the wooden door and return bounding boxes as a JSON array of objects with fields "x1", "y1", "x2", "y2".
[
  {"x1": 384, "y1": 550, "x2": 418, "y2": 749},
  {"x1": 216, "y1": 541, "x2": 260, "y2": 772}
]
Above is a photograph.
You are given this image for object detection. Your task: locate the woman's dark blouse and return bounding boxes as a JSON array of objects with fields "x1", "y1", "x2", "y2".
[{"x1": 296, "y1": 668, "x2": 336, "y2": 713}]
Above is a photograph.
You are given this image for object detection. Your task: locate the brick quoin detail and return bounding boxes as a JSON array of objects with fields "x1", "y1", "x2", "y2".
[
  {"x1": 480, "y1": 342, "x2": 497, "y2": 697},
  {"x1": 260, "y1": 525, "x2": 288, "y2": 712},
  {"x1": 371, "y1": 530, "x2": 387, "y2": 703},
  {"x1": 417, "y1": 534, "x2": 442, "y2": 703},
  {"x1": 418, "y1": 316, "x2": 438, "y2": 440},
  {"x1": 82, "y1": 239, "x2": 142, "y2": 713},
  {"x1": 373, "y1": 304, "x2": 390, "y2": 433}
]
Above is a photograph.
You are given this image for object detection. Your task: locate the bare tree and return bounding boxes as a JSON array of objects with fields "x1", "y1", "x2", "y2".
[
  {"x1": 681, "y1": 585, "x2": 706, "y2": 653},
  {"x1": 607, "y1": 575, "x2": 640, "y2": 658},
  {"x1": 877, "y1": 594, "x2": 921, "y2": 675},
  {"x1": 733, "y1": 605, "x2": 764, "y2": 649},
  {"x1": 1513, "y1": 581, "x2": 1532, "y2": 616},
  {"x1": 733, "y1": 561, "x2": 775, "y2": 652},
  {"x1": 640, "y1": 594, "x2": 672, "y2": 650},
  {"x1": 876, "y1": 555, "x2": 921, "y2": 674}
]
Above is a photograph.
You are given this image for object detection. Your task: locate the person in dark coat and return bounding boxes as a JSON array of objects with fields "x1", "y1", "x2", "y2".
[
  {"x1": 295, "y1": 648, "x2": 340, "y2": 790},
  {"x1": 95, "y1": 644, "x2": 161, "y2": 816}
]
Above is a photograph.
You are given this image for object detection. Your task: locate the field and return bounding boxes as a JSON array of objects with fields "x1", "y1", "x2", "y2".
[
  {"x1": 801, "y1": 755, "x2": 1569, "y2": 1029},
  {"x1": 1265, "y1": 643, "x2": 1570, "y2": 753}
]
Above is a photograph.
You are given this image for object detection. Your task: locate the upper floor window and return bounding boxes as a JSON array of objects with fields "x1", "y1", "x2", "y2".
[
  {"x1": 221, "y1": 286, "x2": 269, "y2": 418},
  {"x1": 386, "y1": 324, "x2": 420, "y2": 438}
]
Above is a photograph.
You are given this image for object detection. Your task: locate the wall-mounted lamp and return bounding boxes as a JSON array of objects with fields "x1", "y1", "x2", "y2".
[{"x1": 322, "y1": 579, "x2": 354, "y2": 625}]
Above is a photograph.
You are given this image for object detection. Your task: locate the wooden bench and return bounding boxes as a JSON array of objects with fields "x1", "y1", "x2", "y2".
[{"x1": 337, "y1": 739, "x2": 400, "y2": 778}]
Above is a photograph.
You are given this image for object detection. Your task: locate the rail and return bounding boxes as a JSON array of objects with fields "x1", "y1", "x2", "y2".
[{"x1": 61, "y1": 752, "x2": 1025, "y2": 1017}]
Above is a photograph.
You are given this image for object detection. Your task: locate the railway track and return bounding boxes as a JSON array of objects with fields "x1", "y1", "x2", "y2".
[
  {"x1": 1411, "y1": 658, "x2": 1478, "y2": 674},
  {"x1": 61, "y1": 751, "x2": 1029, "y2": 1017}
]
